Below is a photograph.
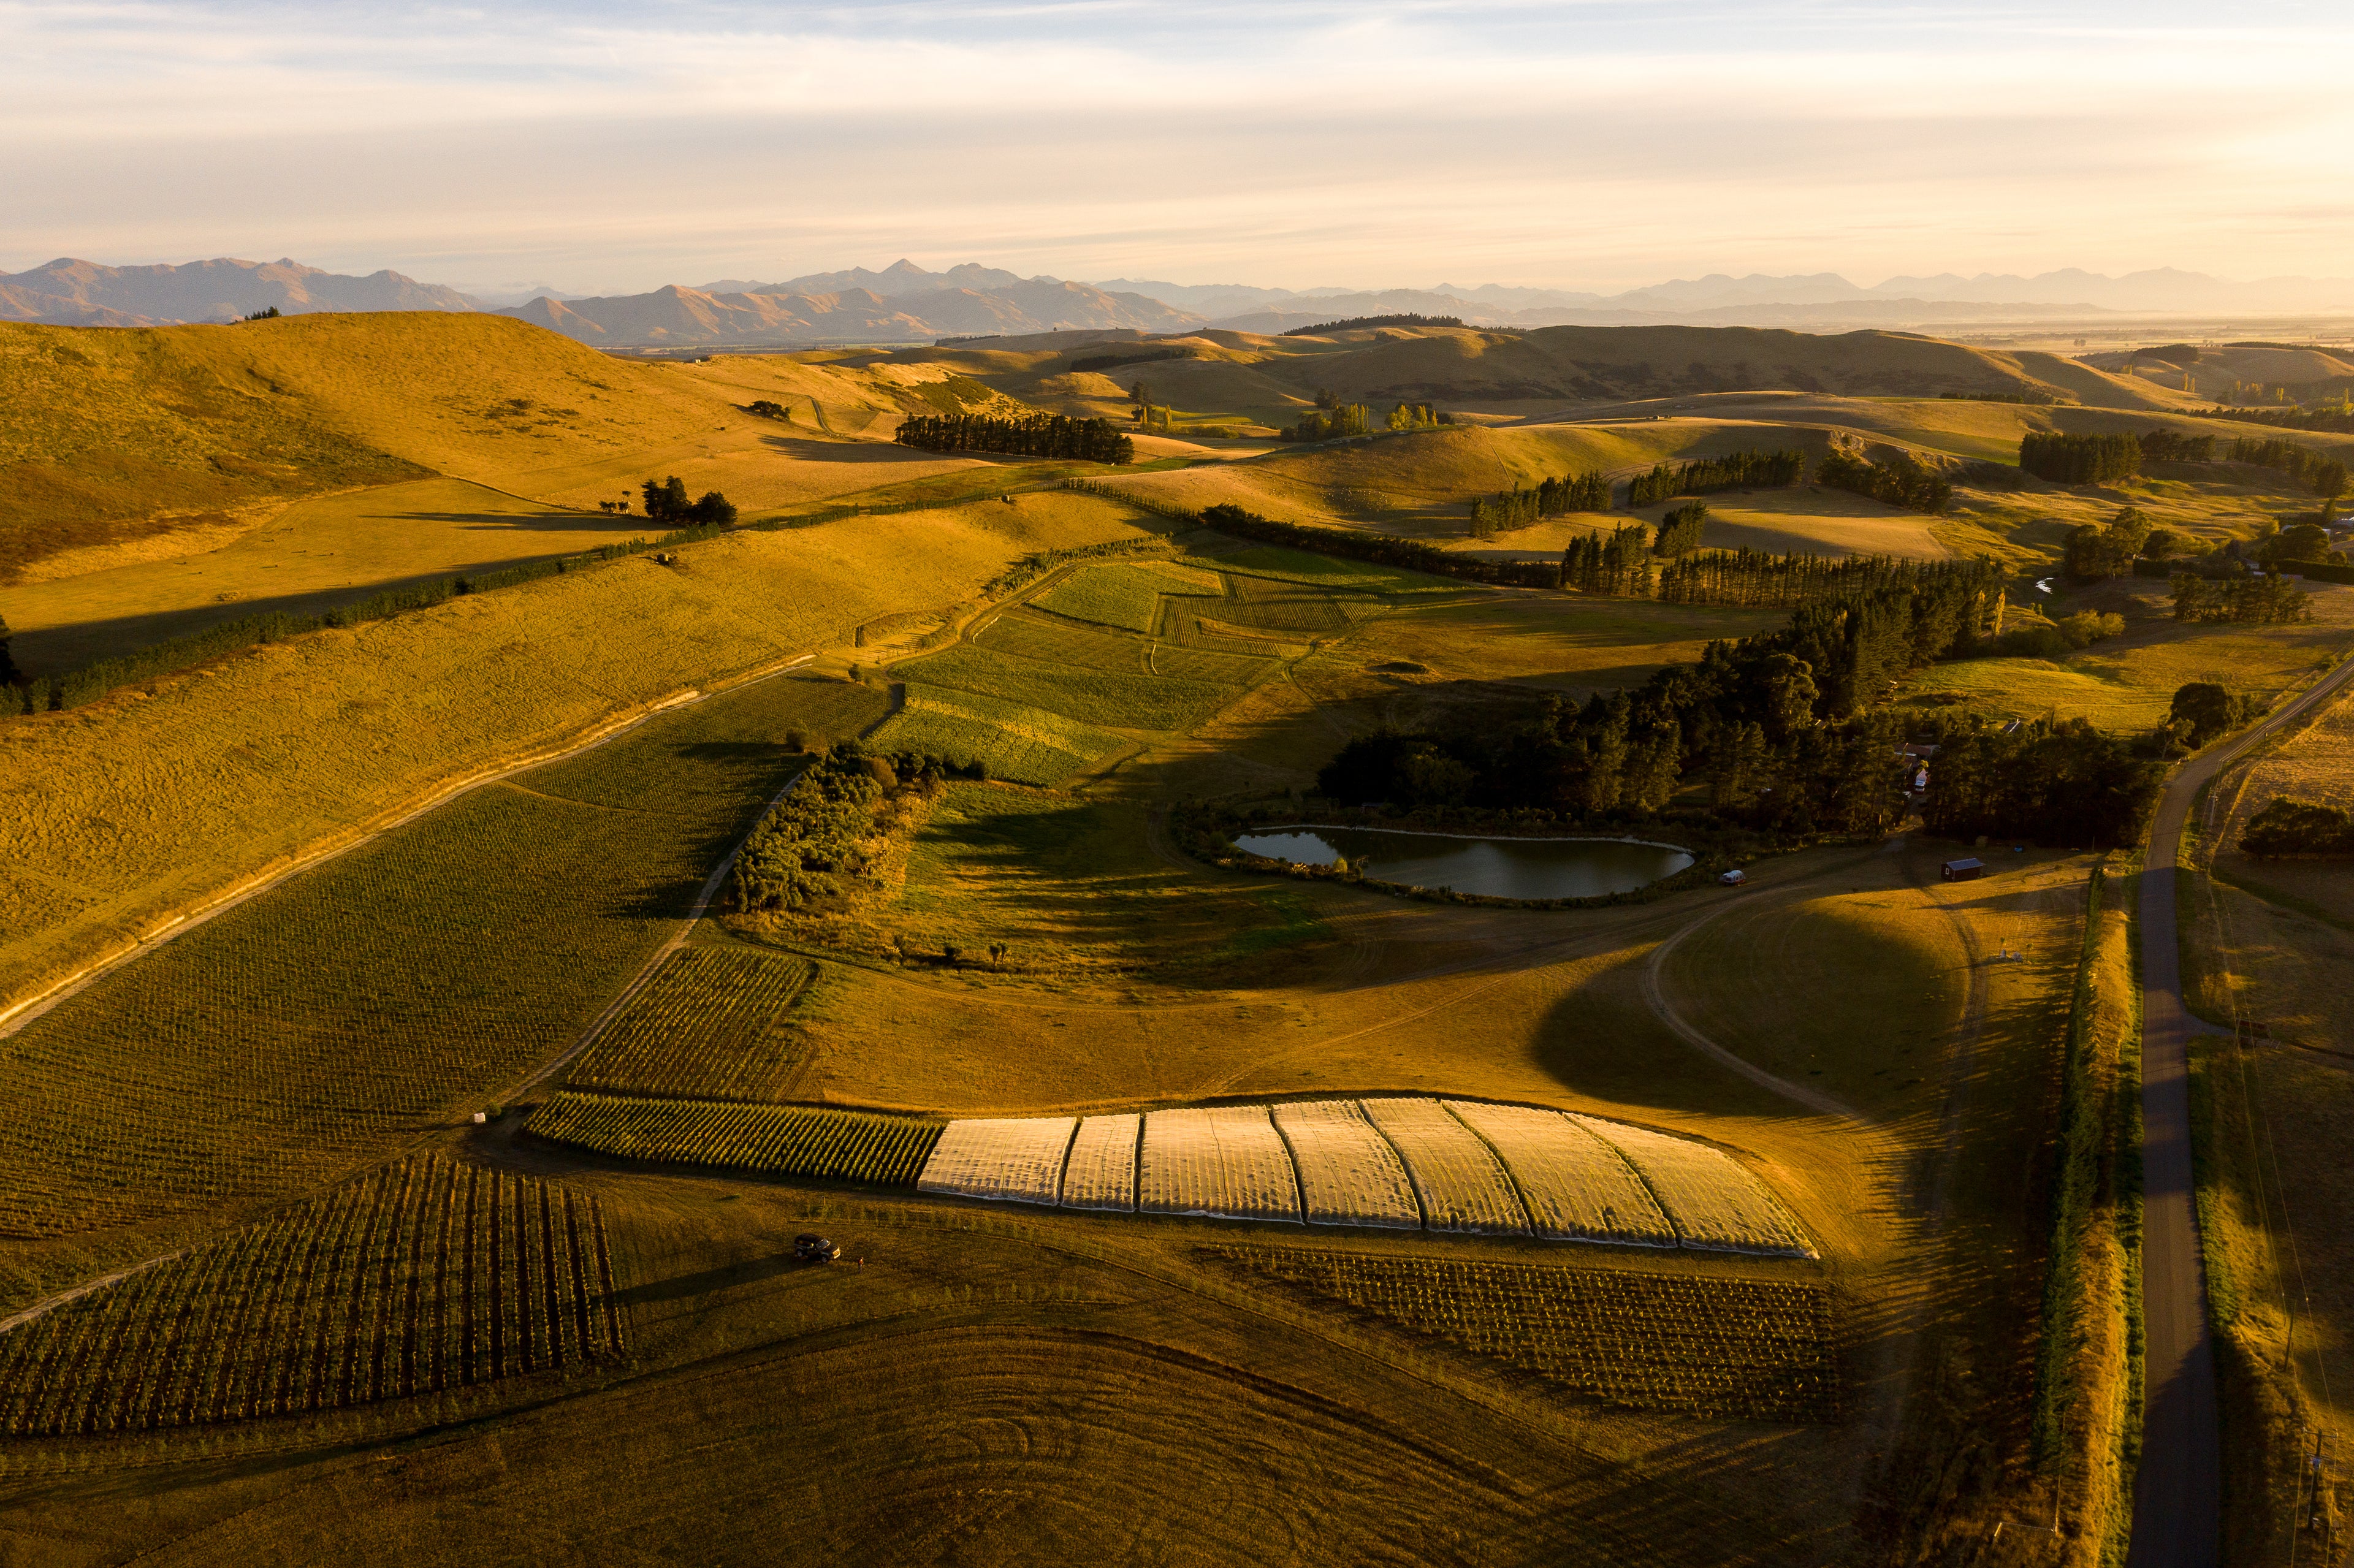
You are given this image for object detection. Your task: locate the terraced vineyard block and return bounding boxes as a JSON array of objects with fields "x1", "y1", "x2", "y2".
[
  {"x1": 1444, "y1": 1101, "x2": 1674, "y2": 1246},
  {"x1": 0, "y1": 1157, "x2": 623, "y2": 1436},
  {"x1": 1358, "y1": 1099, "x2": 1529, "y2": 1235},
  {"x1": 917, "y1": 1117, "x2": 1079, "y2": 1205},
  {"x1": 524, "y1": 1092, "x2": 941, "y2": 1184},
  {"x1": 1058, "y1": 1114, "x2": 1141, "y2": 1212},
  {"x1": 1271, "y1": 1101, "x2": 1420, "y2": 1228},
  {"x1": 1138, "y1": 1107, "x2": 1302, "y2": 1222},
  {"x1": 1570, "y1": 1115, "x2": 1815, "y2": 1257}
]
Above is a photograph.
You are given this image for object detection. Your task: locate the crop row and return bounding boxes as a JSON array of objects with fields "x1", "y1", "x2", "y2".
[
  {"x1": 0, "y1": 1156, "x2": 625, "y2": 1437},
  {"x1": 1206, "y1": 1246, "x2": 1840, "y2": 1424},
  {"x1": 565, "y1": 947, "x2": 815, "y2": 1100},
  {"x1": 974, "y1": 609, "x2": 1152, "y2": 674},
  {"x1": 1035, "y1": 561, "x2": 1221, "y2": 634},
  {"x1": 524, "y1": 1091, "x2": 943, "y2": 1184},
  {"x1": 0, "y1": 673, "x2": 853, "y2": 1244}
]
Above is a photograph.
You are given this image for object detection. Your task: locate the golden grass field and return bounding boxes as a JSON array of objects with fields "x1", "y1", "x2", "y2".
[
  {"x1": 1900, "y1": 580, "x2": 2354, "y2": 731},
  {"x1": 9, "y1": 310, "x2": 2342, "y2": 1562},
  {"x1": 0, "y1": 476, "x2": 652, "y2": 674}
]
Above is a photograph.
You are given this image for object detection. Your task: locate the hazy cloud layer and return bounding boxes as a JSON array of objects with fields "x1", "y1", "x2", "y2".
[{"x1": 6, "y1": 0, "x2": 2352, "y2": 292}]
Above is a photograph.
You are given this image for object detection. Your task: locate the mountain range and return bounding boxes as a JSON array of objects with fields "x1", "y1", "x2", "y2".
[
  {"x1": 0, "y1": 256, "x2": 475, "y2": 327},
  {"x1": 6, "y1": 256, "x2": 2353, "y2": 343}
]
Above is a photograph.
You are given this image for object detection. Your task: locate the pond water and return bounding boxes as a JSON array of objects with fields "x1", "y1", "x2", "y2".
[{"x1": 1230, "y1": 826, "x2": 1694, "y2": 901}]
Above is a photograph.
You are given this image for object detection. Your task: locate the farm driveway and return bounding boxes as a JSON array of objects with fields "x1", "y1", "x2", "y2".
[{"x1": 2129, "y1": 649, "x2": 2354, "y2": 1568}]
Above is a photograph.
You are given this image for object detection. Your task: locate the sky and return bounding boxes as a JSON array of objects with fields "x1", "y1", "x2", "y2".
[{"x1": 7, "y1": 0, "x2": 2354, "y2": 295}]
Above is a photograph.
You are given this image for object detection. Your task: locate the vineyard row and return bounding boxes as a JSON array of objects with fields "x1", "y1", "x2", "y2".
[{"x1": 0, "y1": 1156, "x2": 626, "y2": 1439}]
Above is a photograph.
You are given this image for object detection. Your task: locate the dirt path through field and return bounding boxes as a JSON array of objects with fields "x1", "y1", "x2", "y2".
[{"x1": 1640, "y1": 894, "x2": 1871, "y2": 1125}]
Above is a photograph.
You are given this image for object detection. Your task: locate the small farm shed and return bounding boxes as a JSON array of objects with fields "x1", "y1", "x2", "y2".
[{"x1": 1941, "y1": 858, "x2": 1985, "y2": 882}]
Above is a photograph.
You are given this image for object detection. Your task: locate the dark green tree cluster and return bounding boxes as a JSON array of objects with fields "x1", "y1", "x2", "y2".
[
  {"x1": 1281, "y1": 314, "x2": 1462, "y2": 336},
  {"x1": 2167, "y1": 682, "x2": 2264, "y2": 748},
  {"x1": 2230, "y1": 437, "x2": 2350, "y2": 509},
  {"x1": 746, "y1": 399, "x2": 791, "y2": 421},
  {"x1": 1653, "y1": 549, "x2": 1992, "y2": 611},
  {"x1": 1918, "y1": 717, "x2": 2163, "y2": 848},
  {"x1": 2263, "y1": 522, "x2": 2334, "y2": 563},
  {"x1": 1468, "y1": 488, "x2": 1541, "y2": 536},
  {"x1": 2063, "y1": 506, "x2": 2154, "y2": 581},
  {"x1": 2137, "y1": 430, "x2": 2212, "y2": 463},
  {"x1": 1627, "y1": 448, "x2": 1805, "y2": 505},
  {"x1": 2019, "y1": 432, "x2": 2141, "y2": 484},
  {"x1": 1653, "y1": 501, "x2": 1708, "y2": 557},
  {"x1": 734, "y1": 745, "x2": 989, "y2": 908},
  {"x1": 2171, "y1": 572, "x2": 2313, "y2": 625},
  {"x1": 2240, "y1": 797, "x2": 2354, "y2": 858},
  {"x1": 1816, "y1": 450, "x2": 1952, "y2": 512},
  {"x1": 894, "y1": 413, "x2": 1133, "y2": 463},
  {"x1": 1280, "y1": 404, "x2": 1372, "y2": 442},
  {"x1": 2204, "y1": 405, "x2": 2354, "y2": 435},
  {"x1": 1470, "y1": 469, "x2": 1615, "y2": 534},
  {"x1": 239, "y1": 305, "x2": 281, "y2": 322},
  {"x1": 1561, "y1": 525, "x2": 1653, "y2": 595},
  {"x1": 639, "y1": 476, "x2": 739, "y2": 526},
  {"x1": 1315, "y1": 560, "x2": 2017, "y2": 836}
]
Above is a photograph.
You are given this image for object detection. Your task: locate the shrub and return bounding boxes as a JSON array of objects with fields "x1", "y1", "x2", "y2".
[{"x1": 2241, "y1": 797, "x2": 2354, "y2": 858}]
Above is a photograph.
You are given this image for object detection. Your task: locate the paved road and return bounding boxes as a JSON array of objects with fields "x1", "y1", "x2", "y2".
[{"x1": 2129, "y1": 652, "x2": 2354, "y2": 1567}]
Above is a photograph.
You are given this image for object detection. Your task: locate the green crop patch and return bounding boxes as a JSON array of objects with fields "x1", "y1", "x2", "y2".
[
  {"x1": 0, "y1": 675, "x2": 858, "y2": 1244},
  {"x1": 564, "y1": 947, "x2": 816, "y2": 1101},
  {"x1": 893, "y1": 642, "x2": 1241, "y2": 734},
  {"x1": 524, "y1": 1092, "x2": 942, "y2": 1184},
  {"x1": 870, "y1": 684, "x2": 1126, "y2": 785},
  {"x1": 972, "y1": 609, "x2": 1149, "y2": 672},
  {"x1": 0, "y1": 1155, "x2": 623, "y2": 1437},
  {"x1": 1208, "y1": 1246, "x2": 1841, "y2": 1423},
  {"x1": 1034, "y1": 560, "x2": 1225, "y2": 633}
]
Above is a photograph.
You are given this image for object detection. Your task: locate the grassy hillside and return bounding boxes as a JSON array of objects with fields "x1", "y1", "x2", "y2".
[
  {"x1": 0, "y1": 476, "x2": 651, "y2": 676},
  {"x1": 0, "y1": 314, "x2": 1013, "y2": 584},
  {"x1": 0, "y1": 489, "x2": 1151, "y2": 1016}
]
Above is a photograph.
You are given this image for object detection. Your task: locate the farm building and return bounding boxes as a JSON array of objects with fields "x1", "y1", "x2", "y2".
[{"x1": 1941, "y1": 858, "x2": 1984, "y2": 881}]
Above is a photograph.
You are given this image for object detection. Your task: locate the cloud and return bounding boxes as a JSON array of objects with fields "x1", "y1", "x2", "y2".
[{"x1": 4, "y1": 0, "x2": 2352, "y2": 289}]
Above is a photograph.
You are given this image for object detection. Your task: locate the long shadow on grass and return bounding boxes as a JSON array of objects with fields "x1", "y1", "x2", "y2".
[{"x1": 1522, "y1": 900, "x2": 2070, "y2": 1543}]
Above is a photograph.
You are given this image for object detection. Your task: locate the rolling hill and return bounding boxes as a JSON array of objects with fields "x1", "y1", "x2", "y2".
[{"x1": 0, "y1": 312, "x2": 1016, "y2": 583}]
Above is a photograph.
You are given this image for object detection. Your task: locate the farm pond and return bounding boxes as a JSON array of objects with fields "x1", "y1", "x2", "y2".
[{"x1": 1230, "y1": 826, "x2": 1694, "y2": 900}]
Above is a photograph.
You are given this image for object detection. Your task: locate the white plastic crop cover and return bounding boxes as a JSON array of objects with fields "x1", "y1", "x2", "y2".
[
  {"x1": 1138, "y1": 1106, "x2": 1301, "y2": 1222},
  {"x1": 1059, "y1": 1114, "x2": 1141, "y2": 1212},
  {"x1": 916, "y1": 1116, "x2": 1077, "y2": 1205},
  {"x1": 1569, "y1": 1114, "x2": 1815, "y2": 1257},
  {"x1": 1271, "y1": 1101, "x2": 1420, "y2": 1228},
  {"x1": 1444, "y1": 1101, "x2": 1675, "y2": 1246},
  {"x1": 1358, "y1": 1099, "x2": 1529, "y2": 1235}
]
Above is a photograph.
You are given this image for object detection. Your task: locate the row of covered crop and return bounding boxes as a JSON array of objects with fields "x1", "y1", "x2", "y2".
[{"x1": 915, "y1": 1097, "x2": 1813, "y2": 1258}]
